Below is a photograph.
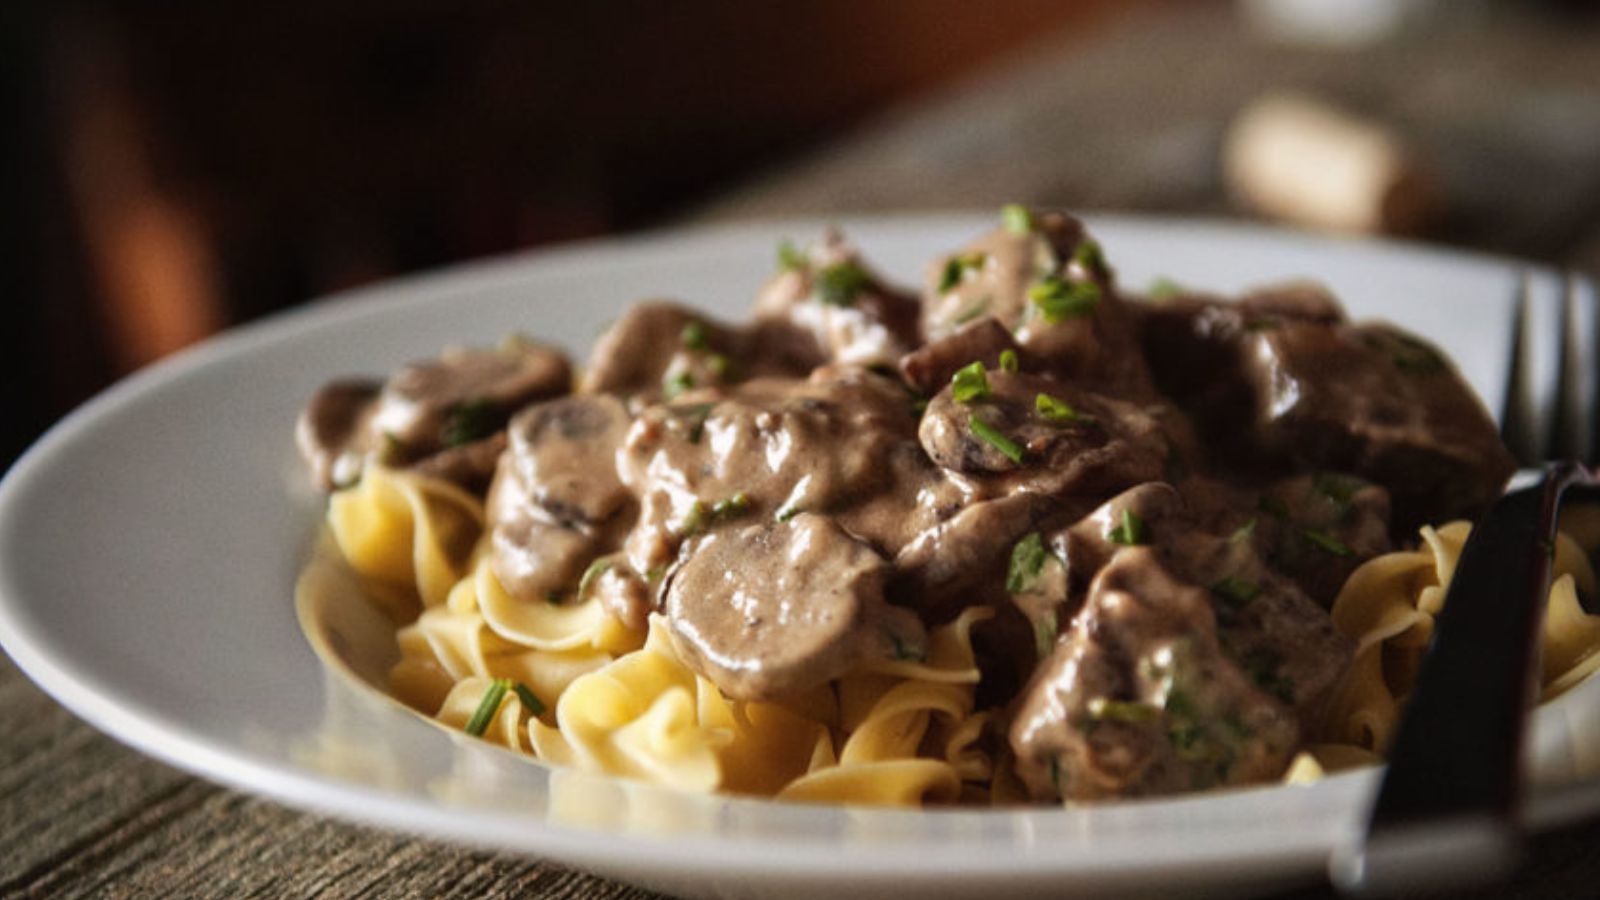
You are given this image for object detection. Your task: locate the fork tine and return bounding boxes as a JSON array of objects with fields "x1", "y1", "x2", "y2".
[
  {"x1": 1548, "y1": 272, "x2": 1600, "y2": 466},
  {"x1": 1500, "y1": 273, "x2": 1539, "y2": 466}
]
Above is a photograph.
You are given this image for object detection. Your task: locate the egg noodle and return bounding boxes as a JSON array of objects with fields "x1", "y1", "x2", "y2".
[{"x1": 324, "y1": 465, "x2": 1600, "y2": 803}]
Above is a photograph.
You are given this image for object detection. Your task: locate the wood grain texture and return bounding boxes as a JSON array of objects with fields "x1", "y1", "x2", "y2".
[{"x1": 5, "y1": 5, "x2": 1600, "y2": 898}]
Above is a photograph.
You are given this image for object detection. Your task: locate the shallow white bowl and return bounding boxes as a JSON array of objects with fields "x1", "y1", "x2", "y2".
[{"x1": 3, "y1": 214, "x2": 1597, "y2": 899}]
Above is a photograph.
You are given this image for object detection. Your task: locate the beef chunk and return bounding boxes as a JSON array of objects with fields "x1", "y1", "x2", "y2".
[
  {"x1": 752, "y1": 229, "x2": 922, "y2": 368},
  {"x1": 296, "y1": 339, "x2": 571, "y2": 492},
  {"x1": 664, "y1": 513, "x2": 924, "y2": 700}
]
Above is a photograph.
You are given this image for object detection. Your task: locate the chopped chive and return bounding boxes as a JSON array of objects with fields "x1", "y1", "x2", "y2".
[
  {"x1": 939, "y1": 251, "x2": 988, "y2": 292},
  {"x1": 969, "y1": 417, "x2": 1025, "y2": 464},
  {"x1": 951, "y1": 361, "x2": 991, "y2": 404},
  {"x1": 1087, "y1": 697, "x2": 1162, "y2": 724},
  {"x1": 816, "y1": 260, "x2": 870, "y2": 307},
  {"x1": 1002, "y1": 203, "x2": 1034, "y2": 235},
  {"x1": 1006, "y1": 532, "x2": 1047, "y2": 594},
  {"x1": 999, "y1": 349, "x2": 1019, "y2": 373},
  {"x1": 379, "y1": 431, "x2": 409, "y2": 464},
  {"x1": 442, "y1": 398, "x2": 500, "y2": 448},
  {"x1": 706, "y1": 353, "x2": 733, "y2": 379},
  {"x1": 1227, "y1": 519, "x2": 1257, "y2": 545},
  {"x1": 887, "y1": 629, "x2": 926, "y2": 662},
  {"x1": 1035, "y1": 392, "x2": 1090, "y2": 425},
  {"x1": 577, "y1": 557, "x2": 614, "y2": 600},
  {"x1": 663, "y1": 370, "x2": 694, "y2": 400},
  {"x1": 952, "y1": 302, "x2": 989, "y2": 325},
  {"x1": 1106, "y1": 509, "x2": 1148, "y2": 546},
  {"x1": 510, "y1": 681, "x2": 547, "y2": 716},
  {"x1": 1073, "y1": 239, "x2": 1107, "y2": 278},
  {"x1": 464, "y1": 679, "x2": 511, "y2": 737},
  {"x1": 1302, "y1": 529, "x2": 1352, "y2": 556},
  {"x1": 678, "y1": 499, "x2": 707, "y2": 536},
  {"x1": 1027, "y1": 276, "x2": 1101, "y2": 323},
  {"x1": 1147, "y1": 277, "x2": 1183, "y2": 301},
  {"x1": 1211, "y1": 577, "x2": 1260, "y2": 608},
  {"x1": 775, "y1": 503, "x2": 803, "y2": 522},
  {"x1": 1312, "y1": 472, "x2": 1356, "y2": 509},
  {"x1": 777, "y1": 239, "x2": 807, "y2": 272},
  {"x1": 1034, "y1": 615, "x2": 1059, "y2": 660},
  {"x1": 710, "y1": 492, "x2": 751, "y2": 520},
  {"x1": 680, "y1": 320, "x2": 708, "y2": 350}
]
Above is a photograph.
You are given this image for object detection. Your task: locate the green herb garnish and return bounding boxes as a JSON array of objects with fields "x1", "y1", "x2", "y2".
[
  {"x1": 777, "y1": 239, "x2": 807, "y2": 272},
  {"x1": 999, "y1": 349, "x2": 1019, "y2": 373},
  {"x1": 464, "y1": 679, "x2": 511, "y2": 737},
  {"x1": 816, "y1": 260, "x2": 870, "y2": 307},
  {"x1": 1087, "y1": 697, "x2": 1161, "y2": 724},
  {"x1": 1211, "y1": 577, "x2": 1260, "y2": 608},
  {"x1": 710, "y1": 492, "x2": 752, "y2": 520},
  {"x1": 1034, "y1": 614, "x2": 1059, "y2": 660},
  {"x1": 888, "y1": 630, "x2": 926, "y2": 662},
  {"x1": 1027, "y1": 276, "x2": 1101, "y2": 323},
  {"x1": 663, "y1": 370, "x2": 694, "y2": 400},
  {"x1": 952, "y1": 302, "x2": 989, "y2": 325},
  {"x1": 1106, "y1": 508, "x2": 1148, "y2": 546},
  {"x1": 442, "y1": 398, "x2": 499, "y2": 448},
  {"x1": 775, "y1": 503, "x2": 803, "y2": 522},
  {"x1": 1035, "y1": 392, "x2": 1091, "y2": 425},
  {"x1": 970, "y1": 417, "x2": 1025, "y2": 464},
  {"x1": 706, "y1": 353, "x2": 732, "y2": 378},
  {"x1": 939, "y1": 252, "x2": 988, "y2": 293},
  {"x1": 1002, "y1": 203, "x2": 1034, "y2": 235},
  {"x1": 680, "y1": 320, "x2": 708, "y2": 350},
  {"x1": 577, "y1": 557, "x2": 614, "y2": 600},
  {"x1": 951, "y1": 361, "x2": 991, "y2": 404},
  {"x1": 1302, "y1": 528, "x2": 1352, "y2": 556},
  {"x1": 1006, "y1": 532, "x2": 1048, "y2": 593},
  {"x1": 1073, "y1": 239, "x2": 1107, "y2": 278},
  {"x1": 1147, "y1": 277, "x2": 1183, "y2": 301},
  {"x1": 510, "y1": 681, "x2": 546, "y2": 716}
]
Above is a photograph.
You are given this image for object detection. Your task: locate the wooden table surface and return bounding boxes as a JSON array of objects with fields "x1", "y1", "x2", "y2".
[{"x1": 6, "y1": 6, "x2": 1600, "y2": 898}]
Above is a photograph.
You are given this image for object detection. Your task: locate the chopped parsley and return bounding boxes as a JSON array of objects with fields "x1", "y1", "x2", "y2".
[
  {"x1": 951, "y1": 361, "x2": 991, "y2": 404},
  {"x1": 999, "y1": 349, "x2": 1019, "y2": 373},
  {"x1": 442, "y1": 398, "x2": 499, "y2": 448},
  {"x1": 777, "y1": 239, "x2": 807, "y2": 272},
  {"x1": 1106, "y1": 508, "x2": 1148, "y2": 546},
  {"x1": 1035, "y1": 392, "x2": 1091, "y2": 425},
  {"x1": 938, "y1": 252, "x2": 988, "y2": 293},
  {"x1": 680, "y1": 320, "x2": 709, "y2": 350},
  {"x1": 1006, "y1": 532, "x2": 1048, "y2": 593},
  {"x1": 969, "y1": 417, "x2": 1025, "y2": 464},
  {"x1": 1002, "y1": 203, "x2": 1035, "y2": 235},
  {"x1": 706, "y1": 352, "x2": 733, "y2": 379},
  {"x1": 1302, "y1": 528, "x2": 1352, "y2": 556},
  {"x1": 680, "y1": 493, "x2": 752, "y2": 536},
  {"x1": 1027, "y1": 275, "x2": 1101, "y2": 323},
  {"x1": 464, "y1": 679, "x2": 511, "y2": 737},
  {"x1": 710, "y1": 492, "x2": 752, "y2": 519},
  {"x1": 815, "y1": 260, "x2": 871, "y2": 307},
  {"x1": 1211, "y1": 577, "x2": 1260, "y2": 608}
]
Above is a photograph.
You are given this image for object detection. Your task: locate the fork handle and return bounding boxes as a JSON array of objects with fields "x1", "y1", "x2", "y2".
[{"x1": 1330, "y1": 461, "x2": 1594, "y2": 895}]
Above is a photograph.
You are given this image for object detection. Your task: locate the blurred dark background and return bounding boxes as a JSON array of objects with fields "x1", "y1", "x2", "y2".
[{"x1": 5, "y1": 0, "x2": 1600, "y2": 473}]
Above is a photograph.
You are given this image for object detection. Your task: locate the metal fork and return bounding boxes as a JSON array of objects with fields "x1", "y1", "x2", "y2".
[{"x1": 1331, "y1": 271, "x2": 1600, "y2": 896}]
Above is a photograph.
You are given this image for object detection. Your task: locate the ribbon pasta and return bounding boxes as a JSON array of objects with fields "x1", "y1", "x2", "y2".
[
  {"x1": 330, "y1": 467, "x2": 997, "y2": 806},
  {"x1": 1316, "y1": 520, "x2": 1600, "y2": 758}
]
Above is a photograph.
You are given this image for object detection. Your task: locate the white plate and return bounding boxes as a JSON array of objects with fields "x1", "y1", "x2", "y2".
[{"x1": 3, "y1": 214, "x2": 1598, "y2": 900}]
